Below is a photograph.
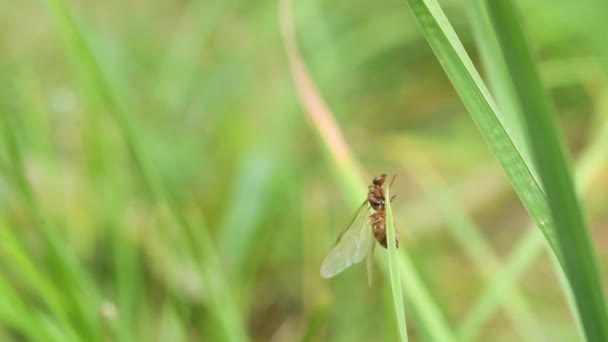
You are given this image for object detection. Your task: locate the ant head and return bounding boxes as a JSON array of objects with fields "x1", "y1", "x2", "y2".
[{"x1": 372, "y1": 174, "x2": 387, "y2": 186}]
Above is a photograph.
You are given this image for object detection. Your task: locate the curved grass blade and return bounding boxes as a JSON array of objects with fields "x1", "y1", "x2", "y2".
[
  {"x1": 466, "y1": 0, "x2": 535, "y2": 178},
  {"x1": 400, "y1": 0, "x2": 561, "y2": 263},
  {"x1": 486, "y1": 1, "x2": 608, "y2": 340},
  {"x1": 409, "y1": 166, "x2": 543, "y2": 341},
  {"x1": 41, "y1": 1, "x2": 248, "y2": 340},
  {"x1": 461, "y1": 98, "x2": 608, "y2": 340},
  {"x1": 0, "y1": 86, "x2": 101, "y2": 340},
  {"x1": 0, "y1": 221, "x2": 79, "y2": 342},
  {"x1": 458, "y1": 0, "x2": 608, "y2": 338},
  {"x1": 279, "y1": 0, "x2": 455, "y2": 339}
]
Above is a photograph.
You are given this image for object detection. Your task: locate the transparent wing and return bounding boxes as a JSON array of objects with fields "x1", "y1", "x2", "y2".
[{"x1": 320, "y1": 202, "x2": 374, "y2": 278}]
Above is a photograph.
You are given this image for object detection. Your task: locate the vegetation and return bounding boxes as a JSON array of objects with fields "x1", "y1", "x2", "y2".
[{"x1": 1, "y1": 0, "x2": 607, "y2": 340}]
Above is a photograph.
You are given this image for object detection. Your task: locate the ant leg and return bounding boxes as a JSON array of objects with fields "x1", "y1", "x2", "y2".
[
  {"x1": 394, "y1": 223, "x2": 400, "y2": 248},
  {"x1": 390, "y1": 194, "x2": 396, "y2": 202},
  {"x1": 388, "y1": 174, "x2": 396, "y2": 188}
]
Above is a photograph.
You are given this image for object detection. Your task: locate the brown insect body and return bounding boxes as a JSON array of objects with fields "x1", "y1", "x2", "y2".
[
  {"x1": 319, "y1": 173, "x2": 399, "y2": 279},
  {"x1": 367, "y1": 174, "x2": 398, "y2": 248}
]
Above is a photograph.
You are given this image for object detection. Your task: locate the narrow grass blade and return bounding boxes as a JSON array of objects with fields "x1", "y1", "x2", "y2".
[
  {"x1": 0, "y1": 90, "x2": 101, "y2": 340},
  {"x1": 279, "y1": 0, "x2": 455, "y2": 339},
  {"x1": 110, "y1": 220, "x2": 140, "y2": 342},
  {"x1": 409, "y1": 166, "x2": 542, "y2": 341},
  {"x1": 385, "y1": 186, "x2": 408, "y2": 342},
  {"x1": 218, "y1": 147, "x2": 277, "y2": 273},
  {"x1": 392, "y1": 255, "x2": 454, "y2": 342},
  {"x1": 466, "y1": 0, "x2": 535, "y2": 178},
  {"x1": 278, "y1": 0, "x2": 364, "y2": 199},
  {"x1": 0, "y1": 225, "x2": 68, "y2": 326},
  {"x1": 400, "y1": 0, "x2": 560, "y2": 261},
  {"x1": 0, "y1": 227, "x2": 74, "y2": 342},
  {"x1": 459, "y1": 228, "x2": 545, "y2": 340},
  {"x1": 486, "y1": 1, "x2": 608, "y2": 340},
  {"x1": 158, "y1": 302, "x2": 187, "y2": 342},
  {"x1": 41, "y1": 1, "x2": 248, "y2": 340},
  {"x1": 42, "y1": 0, "x2": 161, "y2": 199},
  {"x1": 464, "y1": 0, "x2": 608, "y2": 338},
  {"x1": 463, "y1": 108, "x2": 608, "y2": 340}
]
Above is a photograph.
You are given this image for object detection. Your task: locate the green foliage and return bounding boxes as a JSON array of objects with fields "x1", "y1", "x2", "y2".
[
  {"x1": 0, "y1": 0, "x2": 606, "y2": 340},
  {"x1": 487, "y1": 1, "x2": 608, "y2": 339}
]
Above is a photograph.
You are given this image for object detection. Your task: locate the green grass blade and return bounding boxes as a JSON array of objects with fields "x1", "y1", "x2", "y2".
[
  {"x1": 187, "y1": 212, "x2": 249, "y2": 342},
  {"x1": 279, "y1": 0, "x2": 455, "y2": 339},
  {"x1": 41, "y1": 1, "x2": 248, "y2": 339},
  {"x1": 410, "y1": 167, "x2": 542, "y2": 341},
  {"x1": 0, "y1": 225, "x2": 69, "y2": 328},
  {"x1": 463, "y1": 108, "x2": 608, "y2": 340},
  {"x1": 0, "y1": 89, "x2": 101, "y2": 340},
  {"x1": 486, "y1": 1, "x2": 608, "y2": 339},
  {"x1": 218, "y1": 147, "x2": 277, "y2": 273},
  {"x1": 465, "y1": 0, "x2": 607, "y2": 337},
  {"x1": 0, "y1": 229, "x2": 73, "y2": 342},
  {"x1": 41, "y1": 0, "x2": 161, "y2": 199},
  {"x1": 400, "y1": 0, "x2": 560, "y2": 260},
  {"x1": 385, "y1": 186, "x2": 408, "y2": 342},
  {"x1": 459, "y1": 228, "x2": 546, "y2": 340},
  {"x1": 393, "y1": 255, "x2": 454, "y2": 342},
  {"x1": 158, "y1": 302, "x2": 187, "y2": 342},
  {"x1": 466, "y1": 0, "x2": 535, "y2": 178}
]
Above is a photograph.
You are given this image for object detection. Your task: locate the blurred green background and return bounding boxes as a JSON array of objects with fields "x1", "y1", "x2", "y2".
[{"x1": 1, "y1": 0, "x2": 607, "y2": 341}]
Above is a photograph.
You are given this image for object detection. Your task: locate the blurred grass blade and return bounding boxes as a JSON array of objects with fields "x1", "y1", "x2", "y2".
[
  {"x1": 42, "y1": 0, "x2": 160, "y2": 198},
  {"x1": 462, "y1": 101, "x2": 608, "y2": 340},
  {"x1": 0, "y1": 222, "x2": 77, "y2": 342},
  {"x1": 278, "y1": 0, "x2": 363, "y2": 199},
  {"x1": 0, "y1": 86, "x2": 101, "y2": 340},
  {"x1": 461, "y1": 0, "x2": 607, "y2": 338},
  {"x1": 400, "y1": 0, "x2": 562, "y2": 261},
  {"x1": 459, "y1": 228, "x2": 547, "y2": 340},
  {"x1": 391, "y1": 255, "x2": 454, "y2": 342},
  {"x1": 486, "y1": 1, "x2": 608, "y2": 340},
  {"x1": 409, "y1": 166, "x2": 542, "y2": 341},
  {"x1": 218, "y1": 146, "x2": 277, "y2": 273},
  {"x1": 385, "y1": 186, "x2": 408, "y2": 342},
  {"x1": 466, "y1": 0, "x2": 535, "y2": 177},
  {"x1": 41, "y1": 1, "x2": 248, "y2": 340},
  {"x1": 279, "y1": 0, "x2": 455, "y2": 339}
]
